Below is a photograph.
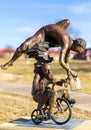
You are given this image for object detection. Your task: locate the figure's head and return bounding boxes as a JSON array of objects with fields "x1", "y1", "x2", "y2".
[
  {"x1": 41, "y1": 63, "x2": 51, "y2": 75},
  {"x1": 71, "y1": 38, "x2": 86, "y2": 53}
]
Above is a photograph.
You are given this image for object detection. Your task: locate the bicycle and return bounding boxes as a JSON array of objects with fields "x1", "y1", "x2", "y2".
[{"x1": 31, "y1": 79, "x2": 75, "y2": 125}]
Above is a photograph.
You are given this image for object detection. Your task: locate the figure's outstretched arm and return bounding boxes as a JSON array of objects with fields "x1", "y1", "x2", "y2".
[
  {"x1": 59, "y1": 51, "x2": 70, "y2": 72},
  {"x1": 59, "y1": 49, "x2": 78, "y2": 77},
  {"x1": 59, "y1": 52, "x2": 78, "y2": 77}
]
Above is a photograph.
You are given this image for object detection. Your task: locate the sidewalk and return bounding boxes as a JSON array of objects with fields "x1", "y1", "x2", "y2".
[
  {"x1": 0, "y1": 117, "x2": 91, "y2": 130},
  {"x1": 74, "y1": 120, "x2": 91, "y2": 130},
  {"x1": 0, "y1": 81, "x2": 91, "y2": 112},
  {"x1": 70, "y1": 91, "x2": 91, "y2": 112}
]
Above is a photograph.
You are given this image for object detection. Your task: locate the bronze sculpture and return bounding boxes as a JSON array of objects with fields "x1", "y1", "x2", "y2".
[{"x1": 0, "y1": 19, "x2": 86, "y2": 77}]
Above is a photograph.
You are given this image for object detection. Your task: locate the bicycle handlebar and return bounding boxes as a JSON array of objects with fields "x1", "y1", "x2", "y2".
[
  {"x1": 51, "y1": 79, "x2": 67, "y2": 90},
  {"x1": 48, "y1": 72, "x2": 78, "y2": 91}
]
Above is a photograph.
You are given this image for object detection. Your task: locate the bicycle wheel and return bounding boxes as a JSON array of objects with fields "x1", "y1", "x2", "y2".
[
  {"x1": 31, "y1": 109, "x2": 42, "y2": 125},
  {"x1": 51, "y1": 98, "x2": 72, "y2": 125}
]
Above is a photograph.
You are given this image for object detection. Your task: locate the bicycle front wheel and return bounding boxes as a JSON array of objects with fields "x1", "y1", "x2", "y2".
[
  {"x1": 51, "y1": 98, "x2": 72, "y2": 125},
  {"x1": 31, "y1": 109, "x2": 42, "y2": 125}
]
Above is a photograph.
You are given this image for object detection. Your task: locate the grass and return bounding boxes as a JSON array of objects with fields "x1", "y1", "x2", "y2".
[
  {"x1": 0, "y1": 57, "x2": 91, "y2": 124},
  {"x1": 0, "y1": 92, "x2": 37, "y2": 124},
  {"x1": 0, "y1": 58, "x2": 91, "y2": 93}
]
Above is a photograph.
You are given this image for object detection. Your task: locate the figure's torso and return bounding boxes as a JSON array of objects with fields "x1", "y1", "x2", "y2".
[{"x1": 44, "y1": 24, "x2": 70, "y2": 47}]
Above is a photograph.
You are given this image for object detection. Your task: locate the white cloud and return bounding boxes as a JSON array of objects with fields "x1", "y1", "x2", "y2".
[
  {"x1": 69, "y1": 2, "x2": 91, "y2": 14},
  {"x1": 16, "y1": 26, "x2": 38, "y2": 35},
  {"x1": 15, "y1": 23, "x2": 42, "y2": 38}
]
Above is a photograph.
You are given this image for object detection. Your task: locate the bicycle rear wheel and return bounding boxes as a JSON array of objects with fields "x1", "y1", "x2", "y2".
[{"x1": 51, "y1": 98, "x2": 72, "y2": 125}]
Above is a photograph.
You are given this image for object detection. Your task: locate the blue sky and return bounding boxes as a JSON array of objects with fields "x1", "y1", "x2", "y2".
[{"x1": 0, "y1": 0, "x2": 91, "y2": 48}]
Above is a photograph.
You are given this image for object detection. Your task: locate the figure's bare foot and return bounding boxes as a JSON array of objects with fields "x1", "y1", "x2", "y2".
[{"x1": 0, "y1": 62, "x2": 13, "y2": 70}]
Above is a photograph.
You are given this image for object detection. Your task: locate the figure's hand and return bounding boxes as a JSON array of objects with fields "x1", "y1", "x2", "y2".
[
  {"x1": 0, "y1": 62, "x2": 13, "y2": 70},
  {"x1": 55, "y1": 79, "x2": 66, "y2": 86},
  {"x1": 69, "y1": 70, "x2": 78, "y2": 77}
]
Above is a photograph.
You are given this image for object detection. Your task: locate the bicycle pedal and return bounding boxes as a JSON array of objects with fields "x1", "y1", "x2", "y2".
[{"x1": 69, "y1": 99, "x2": 76, "y2": 105}]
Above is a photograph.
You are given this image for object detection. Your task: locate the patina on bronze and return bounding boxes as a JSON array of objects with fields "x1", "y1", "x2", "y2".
[{"x1": 1, "y1": 19, "x2": 86, "y2": 77}]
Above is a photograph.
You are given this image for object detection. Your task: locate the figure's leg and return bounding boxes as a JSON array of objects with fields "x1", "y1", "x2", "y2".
[
  {"x1": 37, "y1": 100, "x2": 44, "y2": 110},
  {"x1": 32, "y1": 91, "x2": 44, "y2": 110},
  {"x1": 1, "y1": 27, "x2": 45, "y2": 70},
  {"x1": 62, "y1": 90, "x2": 71, "y2": 101},
  {"x1": 49, "y1": 94, "x2": 56, "y2": 113},
  {"x1": 45, "y1": 91, "x2": 56, "y2": 116},
  {"x1": 62, "y1": 90, "x2": 76, "y2": 104},
  {"x1": 56, "y1": 19, "x2": 70, "y2": 30},
  {"x1": 37, "y1": 91, "x2": 51, "y2": 110}
]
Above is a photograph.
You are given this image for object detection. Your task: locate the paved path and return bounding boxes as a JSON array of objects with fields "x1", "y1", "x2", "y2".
[
  {"x1": 0, "y1": 117, "x2": 85, "y2": 130},
  {"x1": 70, "y1": 91, "x2": 91, "y2": 112},
  {"x1": 0, "y1": 117, "x2": 91, "y2": 130},
  {"x1": 0, "y1": 81, "x2": 31, "y2": 96},
  {"x1": 0, "y1": 81, "x2": 91, "y2": 112}
]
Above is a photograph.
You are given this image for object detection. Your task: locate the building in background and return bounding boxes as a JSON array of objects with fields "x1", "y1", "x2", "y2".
[
  {"x1": 49, "y1": 47, "x2": 91, "y2": 61},
  {"x1": 73, "y1": 48, "x2": 91, "y2": 61},
  {"x1": 0, "y1": 47, "x2": 91, "y2": 61},
  {"x1": 0, "y1": 48, "x2": 15, "y2": 58}
]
